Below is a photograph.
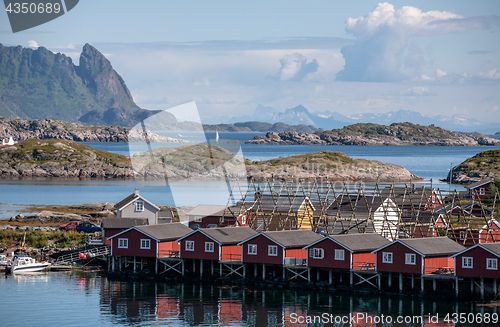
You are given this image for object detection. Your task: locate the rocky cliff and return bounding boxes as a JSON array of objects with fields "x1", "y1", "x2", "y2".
[
  {"x1": 0, "y1": 116, "x2": 188, "y2": 143},
  {"x1": 0, "y1": 43, "x2": 156, "y2": 127},
  {"x1": 247, "y1": 123, "x2": 500, "y2": 146},
  {"x1": 446, "y1": 149, "x2": 500, "y2": 184}
]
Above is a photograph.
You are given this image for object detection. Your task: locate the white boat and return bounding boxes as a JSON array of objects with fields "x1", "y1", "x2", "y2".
[
  {"x1": 0, "y1": 254, "x2": 10, "y2": 268},
  {"x1": 2, "y1": 136, "x2": 15, "y2": 146},
  {"x1": 215, "y1": 130, "x2": 219, "y2": 143},
  {"x1": 10, "y1": 254, "x2": 51, "y2": 273}
]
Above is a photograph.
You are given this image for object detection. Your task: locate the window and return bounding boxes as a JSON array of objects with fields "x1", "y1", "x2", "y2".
[
  {"x1": 140, "y1": 239, "x2": 150, "y2": 249},
  {"x1": 185, "y1": 240, "x2": 194, "y2": 251},
  {"x1": 462, "y1": 257, "x2": 473, "y2": 268},
  {"x1": 194, "y1": 216, "x2": 202, "y2": 222},
  {"x1": 487, "y1": 258, "x2": 498, "y2": 270},
  {"x1": 118, "y1": 238, "x2": 128, "y2": 249},
  {"x1": 480, "y1": 188, "x2": 485, "y2": 195},
  {"x1": 241, "y1": 215, "x2": 246, "y2": 225},
  {"x1": 248, "y1": 244, "x2": 257, "y2": 255},
  {"x1": 459, "y1": 231, "x2": 466, "y2": 240},
  {"x1": 268, "y1": 245, "x2": 278, "y2": 256},
  {"x1": 335, "y1": 249, "x2": 345, "y2": 260},
  {"x1": 402, "y1": 209, "x2": 408, "y2": 216},
  {"x1": 205, "y1": 242, "x2": 214, "y2": 252},
  {"x1": 382, "y1": 252, "x2": 393, "y2": 263},
  {"x1": 405, "y1": 253, "x2": 416, "y2": 265},
  {"x1": 309, "y1": 248, "x2": 324, "y2": 259},
  {"x1": 135, "y1": 201, "x2": 144, "y2": 212}
]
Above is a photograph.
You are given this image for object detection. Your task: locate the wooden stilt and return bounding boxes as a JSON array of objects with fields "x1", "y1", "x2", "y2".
[
  {"x1": 421, "y1": 276, "x2": 424, "y2": 293},
  {"x1": 350, "y1": 271, "x2": 353, "y2": 287},
  {"x1": 399, "y1": 273, "x2": 403, "y2": 292},
  {"x1": 200, "y1": 260, "x2": 203, "y2": 280},
  {"x1": 433, "y1": 279, "x2": 436, "y2": 291},
  {"x1": 220, "y1": 262, "x2": 223, "y2": 277},
  {"x1": 317, "y1": 269, "x2": 320, "y2": 281},
  {"x1": 494, "y1": 279, "x2": 497, "y2": 298},
  {"x1": 254, "y1": 264, "x2": 257, "y2": 278},
  {"x1": 282, "y1": 267, "x2": 285, "y2": 280},
  {"x1": 378, "y1": 273, "x2": 382, "y2": 289},
  {"x1": 388, "y1": 273, "x2": 392, "y2": 288},
  {"x1": 193, "y1": 260, "x2": 196, "y2": 274},
  {"x1": 307, "y1": 268, "x2": 311, "y2": 282},
  {"x1": 211, "y1": 261, "x2": 214, "y2": 276},
  {"x1": 456, "y1": 277, "x2": 459, "y2": 298},
  {"x1": 182, "y1": 260, "x2": 185, "y2": 276},
  {"x1": 155, "y1": 259, "x2": 158, "y2": 274},
  {"x1": 329, "y1": 269, "x2": 332, "y2": 285},
  {"x1": 263, "y1": 264, "x2": 266, "y2": 280},
  {"x1": 411, "y1": 274, "x2": 414, "y2": 290},
  {"x1": 481, "y1": 278, "x2": 484, "y2": 300}
]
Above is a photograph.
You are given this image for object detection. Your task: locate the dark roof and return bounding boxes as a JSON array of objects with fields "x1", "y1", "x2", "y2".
[
  {"x1": 135, "y1": 223, "x2": 192, "y2": 241},
  {"x1": 114, "y1": 191, "x2": 160, "y2": 211},
  {"x1": 254, "y1": 194, "x2": 312, "y2": 212},
  {"x1": 331, "y1": 233, "x2": 390, "y2": 252},
  {"x1": 101, "y1": 218, "x2": 148, "y2": 229},
  {"x1": 405, "y1": 210, "x2": 441, "y2": 225},
  {"x1": 399, "y1": 237, "x2": 465, "y2": 256},
  {"x1": 263, "y1": 230, "x2": 323, "y2": 248},
  {"x1": 481, "y1": 243, "x2": 500, "y2": 256},
  {"x1": 466, "y1": 178, "x2": 494, "y2": 190},
  {"x1": 202, "y1": 226, "x2": 258, "y2": 245}
]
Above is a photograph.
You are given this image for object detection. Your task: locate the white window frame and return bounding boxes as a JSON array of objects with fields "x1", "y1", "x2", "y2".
[
  {"x1": 241, "y1": 215, "x2": 246, "y2": 225},
  {"x1": 185, "y1": 240, "x2": 194, "y2": 251},
  {"x1": 487, "y1": 258, "x2": 498, "y2": 270},
  {"x1": 382, "y1": 252, "x2": 393, "y2": 263},
  {"x1": 135, "y1": 201, "x2": 144, "y2": 212},
  {"x1": 405, "y1": 253, "x2": 416, "y2": 265},
  {"x1": 334, "y1": 249, "x2": 345, "y2": 261},
  {"x1": 462, "y1": 257, "x2": 473, "y2": 268},
  {"x1": 140, "y1": 239, "x2": 151, "y2": 249},
  {"x1": 118, "y1": 238, "x2": 128, "y2": 249},
  {"x1": 268, "y1": 245, "x2": 278, "y2": 256},
  {"x1": 310, "y1": 248, "x2": 324, "y2": 259},
  {"x1": 459, "y1": 231, "x2": 466, "y2": 240},
  {"x1": 480, "y1": 188, "x2": 485, "y2": 195},
  {"x1": 248, "y1": 244, "x2": 257, "y2": 255},
  {"x1": 205, "y1": 242, "x2": 214, "y2": 252},
  {"x1": 194, "y1": 216, "x2": 202, "y2": 222}
]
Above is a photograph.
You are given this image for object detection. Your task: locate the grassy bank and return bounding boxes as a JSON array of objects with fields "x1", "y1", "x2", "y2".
[{"x1": 0, "y1": 229, "x2": 86, "y2": 248}]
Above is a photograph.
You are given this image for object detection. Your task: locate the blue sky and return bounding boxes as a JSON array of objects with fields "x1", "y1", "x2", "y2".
[{"x1": 1, "y1": 0, "x2": 500, "y2": 122}]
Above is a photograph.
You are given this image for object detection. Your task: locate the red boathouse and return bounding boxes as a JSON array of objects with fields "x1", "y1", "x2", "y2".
[{"x1": 452, "y1": 243, "x2": 500, "y2": 279}]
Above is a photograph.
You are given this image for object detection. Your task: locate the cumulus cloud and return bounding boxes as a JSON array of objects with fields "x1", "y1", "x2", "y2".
[
  {"x1": 475, "y1": 68, "x2": 500, "y2": 80},
  {"x1": 336, "y1": 2, "x2": 500, "y2": 82},
  {"x1": 275, "y1": 53, "x2": 319, "y2": 81},
  {"x1": 436, "y1": 69, "x2": 447, "y2": 77},
  {"x1": 399, "y1": 86, "x2": 436, "y2": 96},
  {"x1": 27, "y1": 40, "x2": 39, "y2": 48}
]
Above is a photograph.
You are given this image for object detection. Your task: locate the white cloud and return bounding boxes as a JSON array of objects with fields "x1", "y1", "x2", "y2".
[
  {"x1": 27, "y1": 40, "x2": 39, "y2": 48},
  {"x1": 275, "y1": 53, "x2": 319, "y2": 81},
  {"x1": 436, "y1": 69, "x2": 447, "y2": 77},
  {"x1": 399, "y1": 86, "x2": 435, "y2": 96},
  {"x1": 55, "y1": 43, "x2": 76, "y2": 49},
  {"x1": 336, "y1": 2, "x2": 500, "y2": 82},
  {"x1": 476, "y1": 68, "x2": 500, "y2": 80}
]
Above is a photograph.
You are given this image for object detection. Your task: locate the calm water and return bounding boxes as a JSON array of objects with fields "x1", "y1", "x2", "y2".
[
  {"x1": 0, "y1": 271, "x2": 497, "y2": 327},
  {"x1": 0, "y1": 132, "x2": 498, "y2": 219}
]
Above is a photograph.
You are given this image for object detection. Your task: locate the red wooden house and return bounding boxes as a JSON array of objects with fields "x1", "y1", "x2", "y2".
[
  {"x1": 303, "y1": 233, "x2": 390, "y2": 270},
  {"x1": 466, "y1": 178, "x2": 494, "y2": 201},
  {"x1": 109, "y1": 222, "x2": 192, "y2": 258},
  {"x1": 177, "y1": 226, "x2": 257, "y2": 261},
  {"x1": 373, "y1": 237, "x2": 465, "y2": 275},
  {"x1": 238, "y1": 230, "x2": 323, "y2": 266},
  {"x1": 186, "y1": 205, "x2": 250, "y2": 229},
  {"x1": 101, "y1": 218, "x2": 149, "y2": 246},
  {"x1": 451, "y1": 243, "x2": 500, "y2": 279}
]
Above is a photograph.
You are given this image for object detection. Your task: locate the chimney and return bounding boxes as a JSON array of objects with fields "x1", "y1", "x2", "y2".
[{"x1": 135, "y1": 188, "x2": 139, "y2": 196}]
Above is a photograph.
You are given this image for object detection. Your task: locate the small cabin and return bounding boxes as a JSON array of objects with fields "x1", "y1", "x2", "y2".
[
  {"x1": 238, "y1": 230, "x2": 323, "y2": 266},
  {"x1": 304, "y1": 233, "x2": 390, "y2": 270},
  {"x1": 114, "y1": 189, "x2": 160, "y2": 225},
  {"x1": 466, "y1": 179, "x2": 494, "y2": 201},
  {"x1": 109, "y1": 223, "x2": 192, "y2": 258},
  {"x1": 186, "y1": 204, "x2": 227, "y2": 228},
  {"x1": 373, "y1": 237, "x2": 465, "y2": 275},
  {"x1": 177, "y1": 226, "x2": 257, "y2": 262},
  {"x1": 452, "y1": 243, "x2": 500, "y2": 279},
  {"x1": 101, "y1": 218, "x2": 149, "y2": 246}
]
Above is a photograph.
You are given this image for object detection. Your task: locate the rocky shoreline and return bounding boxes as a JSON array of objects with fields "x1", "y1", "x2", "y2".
[
  {"x1": 247, "y1": 130, "x2": 500, "y2": 146},
  {"x1": 0, "y1": 116, "x2": 188, "y2": 143}
]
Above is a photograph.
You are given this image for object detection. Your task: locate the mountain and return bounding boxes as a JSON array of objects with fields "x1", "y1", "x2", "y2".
[{"x1": 0, "y1": 43, "x2": 156, "y2": 127}]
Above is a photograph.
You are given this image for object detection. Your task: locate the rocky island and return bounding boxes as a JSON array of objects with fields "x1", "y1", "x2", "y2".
[
  {"x1": 447, "y1": 149, "x2": 500, "y2": 184},
  {"x1": 247, "y1": 123, "x2": 500, "y2": 146}
]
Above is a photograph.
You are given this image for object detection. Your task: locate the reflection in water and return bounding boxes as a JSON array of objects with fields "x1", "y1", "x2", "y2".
[{"x1": 99, "y1": 278, "x2": 499, "y2": 326}]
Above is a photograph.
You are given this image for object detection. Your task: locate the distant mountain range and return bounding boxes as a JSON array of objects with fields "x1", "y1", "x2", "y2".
[{"x1": 214, "y1": 105, "x2": 499, "y2": 134}]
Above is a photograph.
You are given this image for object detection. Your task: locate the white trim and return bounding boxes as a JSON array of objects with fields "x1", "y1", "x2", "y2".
[
  {"x1": 334, "y1": 249, "x2": 345, "y2": 261},
  {"x1": 205, "y1": 241, "x2": 214, "y2": 253},
  {"x1": 487, "y1": 258, "x2": 498, "y2": 270},
  {"x1": 311, "y1": 248, "x2": 324, "y2": 259},
  {"x1": 116, "y1": 194, "x2": 160, "y2": 211},
  {"x1": 118, "y1": 238, "x2": 128, "y2": 249},
  {"x1": 135, "y1": 201, "x2": 144, "y2": 212},
  {"x1": 268, "y1": 245, "x2": 278, "y2": 256},
  {"x1": 247, "y1": 244, "x2": 257, "y2": 255},
  {"x1": 237, "y1": 232, "x2": 285, "y2": 248},
  {"x1": 140, "y1": 239, "x2": 151, "y2": 249},
  {"x1": 405, "y1": 253, "x2": 416, "y2": 265},
  {"x1": 382, "y1": 252, "x2": 393, "y2": 263},
  {"x1": 185, "y1": 240, "x2": 194, "y2": 251},
  {"x1": 462, "y1": 257, "x2": 473, "y2": 268},
  {"x1": 176, "y1": 229, "x2": 221, "y2": 244},
  {"x1": 108, "y1": 227, "x2": 160, "y2": 242}
]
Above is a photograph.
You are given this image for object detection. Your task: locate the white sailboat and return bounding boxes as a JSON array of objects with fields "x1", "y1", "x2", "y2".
[{"x1": 215, "y1": 130, "x2": 219, "y2": 143}]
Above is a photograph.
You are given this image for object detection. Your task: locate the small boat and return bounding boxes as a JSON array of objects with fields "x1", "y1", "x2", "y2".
[
  {"x1": 10, "y1": 254, "x2": 51, "y2": 273},
  {"x1": 215, "y1": 131, "x2": 219, "y2": 143},
  {"x1": 1, "y1": 136, "x2": 15, "y2": 146}
]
